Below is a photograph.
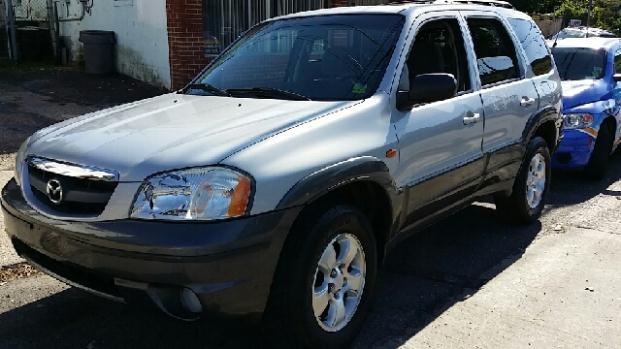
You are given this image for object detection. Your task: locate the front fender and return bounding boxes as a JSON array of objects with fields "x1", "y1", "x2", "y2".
[
  {"x1": 565, "y1": 99, "x2": 618, "y2": 131},
  {"x1": 277, "y1": 156, "x2": 399, "y2": 210}
]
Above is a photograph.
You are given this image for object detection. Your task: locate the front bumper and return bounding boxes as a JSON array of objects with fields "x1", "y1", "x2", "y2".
[
  {"x1": 552, "y1": 128, "x2": 597, "y2": 169},
  {"x1": 1, "y1": 178, "x2": 300, "y2": 319}
]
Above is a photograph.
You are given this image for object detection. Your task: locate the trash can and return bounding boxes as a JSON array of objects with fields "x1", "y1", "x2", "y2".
[{"x1": 79, "y1": 30, "x2": 116, "y2": 75}]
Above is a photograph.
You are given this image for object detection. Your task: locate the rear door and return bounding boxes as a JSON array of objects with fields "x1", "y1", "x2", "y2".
[{"x1": 462, "y1": 12, "x2": 540, "y2": 173}]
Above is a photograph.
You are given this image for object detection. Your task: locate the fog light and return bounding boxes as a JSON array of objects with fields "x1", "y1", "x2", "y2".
[{"x1": 180, "y1": 288, "x2": 202, "y2": 313}]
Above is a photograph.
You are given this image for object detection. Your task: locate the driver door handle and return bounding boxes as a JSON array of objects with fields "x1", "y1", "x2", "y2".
[
  {"x1": 520, "y1": 96, "x2": 536, "y2": 107},
  {"x1": 463, "y1": 112, "x2": 481, "y2": 125}
]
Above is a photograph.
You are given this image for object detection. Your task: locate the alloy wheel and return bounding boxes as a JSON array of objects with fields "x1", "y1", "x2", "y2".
[
  {"x1": 311, "y1": 233, "x2": 366, "y2": 332},
  {"x1": 526, "y1": 153, "x2": 546, "y2": 209}
]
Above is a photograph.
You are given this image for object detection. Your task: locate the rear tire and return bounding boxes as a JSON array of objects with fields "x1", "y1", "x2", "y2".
[
  {"x1": 263, "y1": 205, "x2": 377, "y2": 348},
  {"x1": 584, "y1": 123, "x2": 614, "y2": 180},
  {"x1": 495, "y1": 136, "x2": 551, "y2": 224}
]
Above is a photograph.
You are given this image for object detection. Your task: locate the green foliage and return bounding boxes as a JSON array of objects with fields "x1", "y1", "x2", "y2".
[
  {"x1": 554, "y1": 0, "x2": 590, "y2": 18},
  {"x1": 511, "y1": 0, "x2": 621, "y2": 32},
  {"x1": 510, "y1": 0, "x2": 562, "y2": 14},
  {"x1": 591, "y1": 0, "x2": 621, "y2": 32}
]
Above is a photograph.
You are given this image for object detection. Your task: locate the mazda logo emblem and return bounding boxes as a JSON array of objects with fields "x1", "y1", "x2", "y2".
[{"x1": 46, "y1": 179, "x2": 63, "y2": 205}]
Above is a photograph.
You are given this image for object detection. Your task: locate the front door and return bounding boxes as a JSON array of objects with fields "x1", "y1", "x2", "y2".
[{"x1": 392, "y1": 13, "x2": 485, "y2": 223}]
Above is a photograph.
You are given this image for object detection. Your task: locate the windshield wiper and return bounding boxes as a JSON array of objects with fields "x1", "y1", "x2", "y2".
[
  {"x1": 227, "y1": 87, "x2": 312, "y2": 101},
  {"x1": 186, "y1": 83, "x2": 231, "y2": 97}
]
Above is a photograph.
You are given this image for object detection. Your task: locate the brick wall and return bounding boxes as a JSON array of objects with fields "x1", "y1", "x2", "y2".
[{"x1": 166, "y1": 0, "x2": 207, "y2": 90}]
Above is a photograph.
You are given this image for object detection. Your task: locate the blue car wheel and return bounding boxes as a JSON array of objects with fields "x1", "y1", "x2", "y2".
[{"x1": 584, "y1": 122, "x2": 615, "y2": 179}]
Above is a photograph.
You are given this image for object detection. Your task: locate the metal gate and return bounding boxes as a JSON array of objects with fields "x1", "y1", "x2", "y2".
[
  {"x1": 0, "y1": 0, "x2": 14, "y2": 60},
  {"x1": 0, "y1": 0, "x2": 50, "y2": 61},
  {"x1": 14, "y1": 0, "x2": 48, "y2": 21},
  {"x1": 204, "y1": 0, "x2": 330, "y2": 56}
]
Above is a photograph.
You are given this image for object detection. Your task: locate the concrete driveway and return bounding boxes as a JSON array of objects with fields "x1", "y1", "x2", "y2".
[{"x1": 1, "y1": 68, "x2": 620, "y2": 349}]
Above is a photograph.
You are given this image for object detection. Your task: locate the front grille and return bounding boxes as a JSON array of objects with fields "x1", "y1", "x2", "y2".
[
  {"x1": 28, "y1": 161, "x2": 118, "y2": 216},
  {"x1": 12, "y1": 238, "x2": 122, "y2": 298}
]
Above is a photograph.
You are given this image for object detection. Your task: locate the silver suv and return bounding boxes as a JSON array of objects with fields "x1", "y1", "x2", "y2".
[{"x1": 2, "y1": 2, "x2": 561, "y2": 348}]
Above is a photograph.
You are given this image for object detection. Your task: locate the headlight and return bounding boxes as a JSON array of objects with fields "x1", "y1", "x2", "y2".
[
  {"x1": 14, "y1": 137, "x2": 30, "y2": 187},
  {"x1": 130, "y1": 167, "x2": 253, "y2": 221},
  {"x1": 563, "y1": 113, "x2": 593, "y2": 129}
]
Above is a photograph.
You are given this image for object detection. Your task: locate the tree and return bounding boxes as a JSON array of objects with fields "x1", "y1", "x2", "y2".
[
  {"x1": 510, "y1": 0, "x2": 562, "y2": 13},
  {"x1": 591, "y1": 0, "x2": 621, "y2": 33},
  {"x1": 551, "y1": 0, "x2": 621, "y2": 32},
  {"x1": 554, "y1": 0, "x2": 590, "y2": 18}
]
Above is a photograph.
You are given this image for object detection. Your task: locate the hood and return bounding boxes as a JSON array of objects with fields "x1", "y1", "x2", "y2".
[
  {"x1": 28, "y1": 93, "x2": 352, "y2": 181},
  {"x1": 561, "y1": 79, "x2": 610, "y2": 110}
]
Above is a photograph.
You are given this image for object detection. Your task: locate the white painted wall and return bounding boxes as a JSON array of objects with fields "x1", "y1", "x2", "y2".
[{"x1": 58, "y1": 0, "x2": 171, "y2": 89}]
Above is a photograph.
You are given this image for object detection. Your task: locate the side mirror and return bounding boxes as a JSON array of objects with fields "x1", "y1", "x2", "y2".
[
  {"x1": 614, "y1": 73, "x2": 621, "y2": 82},
  {"x1": 397, "y1": 73, "x2": 457, "y2": 110}
]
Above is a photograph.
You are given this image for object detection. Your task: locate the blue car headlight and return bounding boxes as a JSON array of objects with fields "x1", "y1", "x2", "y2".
[{"x1": 563, "y1": 113, "x2": 593, "y2": 129}]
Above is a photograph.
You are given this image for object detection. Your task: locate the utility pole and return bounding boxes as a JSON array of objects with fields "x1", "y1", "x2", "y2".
[
  {"x1": 5, "y1": 0, "x2": 17, "y2": 61},
  {"x1": 586, "y1": 0, "x2": 593, "y2": 37},
  {"x1": 46, "y1": 0, "x2": 58, "y2": 62}
]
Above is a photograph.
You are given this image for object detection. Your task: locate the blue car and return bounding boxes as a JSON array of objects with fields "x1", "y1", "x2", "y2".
[{"x1": 551, "y1": 38, "x2": 621, "y2": 178}]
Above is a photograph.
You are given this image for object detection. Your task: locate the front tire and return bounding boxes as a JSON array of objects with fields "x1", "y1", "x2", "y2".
[
  {"x1": 263, "y1": 205, "x2": 377, "y2": 348},
  {"x1": 495, "y1": 136, "x2": 551, "y2": 224},
  {"x1": 584, "y1": 123, "x2": 614, "y2": 180}
]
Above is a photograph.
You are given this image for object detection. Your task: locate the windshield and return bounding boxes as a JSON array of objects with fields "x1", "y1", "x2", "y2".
[
  {"x1": 189, "y1": 14, "x2": 405, "y2": 101},
  {"x1": 551, "y1": 47, "x2": 606, "y2": 80}
]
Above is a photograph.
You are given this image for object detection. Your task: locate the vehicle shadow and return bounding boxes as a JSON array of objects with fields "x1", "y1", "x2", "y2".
[
  {"x1": 546, "y1": 151, "x2": 621, "y2": 208},
  {"x1": 0, "y1": 287, "x2": 260, "y2": 348},
  {"x1": 351, "y1": 204, "x2": 540, "y2": 348}
]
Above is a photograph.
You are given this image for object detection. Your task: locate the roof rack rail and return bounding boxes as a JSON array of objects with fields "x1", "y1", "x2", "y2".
[
  {"x1": 440, "y1": 0, "x2": 513, "y2": 8},
  {"x1": 388, "y1": 0, "x2": 514, "y2": 9}
]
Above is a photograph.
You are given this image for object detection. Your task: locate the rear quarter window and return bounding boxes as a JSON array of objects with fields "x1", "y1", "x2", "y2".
[{"x1": 508, "y1": 18, "x2": 553, "y2": 76}]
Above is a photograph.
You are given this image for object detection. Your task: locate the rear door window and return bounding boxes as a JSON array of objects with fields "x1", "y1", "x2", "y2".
[
  {"x1": 508, "y1": 18, "x2": 553, "y2": 76},
  {"x1": 467, "y1": 18, "x2": 520, "y2": 86}
]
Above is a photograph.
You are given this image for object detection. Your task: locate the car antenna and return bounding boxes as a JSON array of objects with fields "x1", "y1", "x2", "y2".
[{"x1": 551, "y1": 18, "x2": 564, "y2": 48}]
